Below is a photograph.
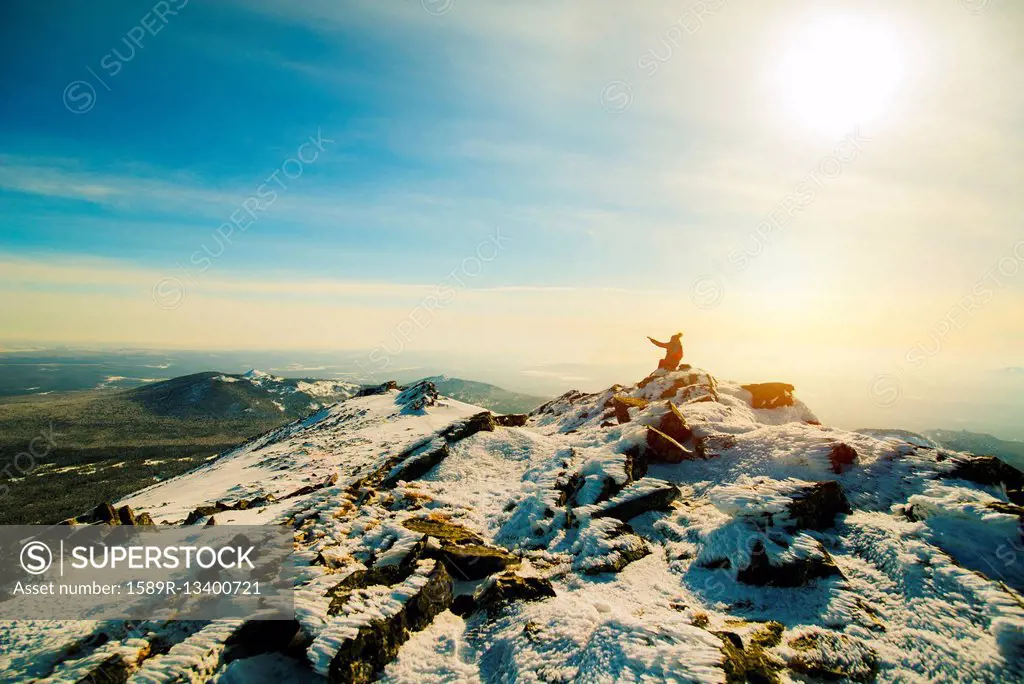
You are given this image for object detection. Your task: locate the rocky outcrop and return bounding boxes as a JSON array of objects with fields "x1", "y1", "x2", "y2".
[
  {"x1": 324, "y1": 560, "x2": 454, "y2": 684},
  {"x1": 283, "y1": 472, "x2": 340, "y2": 500},
  {"x1": 381, "y1": 440, "x2": 449, "y2": 488},
  {"x1": 828, "y1": 442, "x2": 858, "y2": 474},
  {"x1": 784, "y1": 630, "x2": 879, "y2": 682},
  {"x1": 945, "y1": 454, "x2": 1024, "y2": 505},
  {"x1": 396, "y1": 380, "x2": 439, "y2": 411},
  {"x1": 741, "y1": 382, "x2": 795, "y2": 409},
  {"x1": 222, "y1": 619, "x2": 303, "y2": 665},
  {"x1": 440, "y1": 411, "x2": 496, "y2": 442},
  {"x1": 737, "y1": 540, "x2": 843, "y2": 587},
  {"x1": 646, "y1": 427, "x2": 696, "y2": 463},
  {"x1": 785, "y1": 481, "x2": 851, "y2": 531},
  {"x1": 609, "y1": 395, "x2": 648, "y2": 424},
  {"x1": 355, "y1": 381, "x2": 399, "y2": 397},
  {"x1": 658, "y1": 402, "x2": 694, "y2": 443},
  {"x1": 495, "y1": 413, "x2": 529, "y2": 427},
  {"x1": 453, "y1": 572, "x2": 556, "y2": 616},
  {"x1": 424, "y1": 539, "x2": 519, "y2": 580},
  {"x1": 63, "y1": 502, "x2": 157, "y2": 526},
  {"x1": 593, "y1": 478, "x2": 681, "y2": 522},
  {"x1": 715, "y1": 628, "x2": 784, "y2": 684}
]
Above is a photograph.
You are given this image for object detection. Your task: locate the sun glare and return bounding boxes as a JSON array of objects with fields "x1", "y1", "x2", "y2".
[{"x1": 778, "y1": 16, "x2": 904, "y2": 134}]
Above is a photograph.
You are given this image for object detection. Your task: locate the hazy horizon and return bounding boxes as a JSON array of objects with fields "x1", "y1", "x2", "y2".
[
  {"x1": 2, "y1": 344, "x2": 1021, "y2": 442},
  {"x1": 2, "y1": 1, "x2": 1022, "y2": 440}
]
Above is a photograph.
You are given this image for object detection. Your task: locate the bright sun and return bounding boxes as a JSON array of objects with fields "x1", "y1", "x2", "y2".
[{"x1": 778, "y1": 16, "x2": 904, "y2": 134}]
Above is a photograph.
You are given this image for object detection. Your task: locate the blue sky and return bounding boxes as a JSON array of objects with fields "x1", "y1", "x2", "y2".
[{"x1": 1, "y1": 0, "x2": 1023, "y2": 436}]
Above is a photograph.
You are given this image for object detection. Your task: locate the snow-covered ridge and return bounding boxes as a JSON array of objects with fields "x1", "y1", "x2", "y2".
[{"x1": 4, "y1": 368, "x2": 1023, "y2": 682}]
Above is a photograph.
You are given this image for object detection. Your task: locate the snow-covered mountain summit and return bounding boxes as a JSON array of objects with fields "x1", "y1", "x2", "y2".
[{"x1": 5, "y1": 367, "x2": 1024, "y2": 682}]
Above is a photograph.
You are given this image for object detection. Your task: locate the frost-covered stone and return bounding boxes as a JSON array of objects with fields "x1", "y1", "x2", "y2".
[{"x1": 593, "y1": 478, "x2": 681, "y2": 522}]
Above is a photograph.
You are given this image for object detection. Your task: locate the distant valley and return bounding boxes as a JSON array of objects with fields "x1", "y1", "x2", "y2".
[{"x1": 0, "y1": 369, "x2": 545, "y2": 524}]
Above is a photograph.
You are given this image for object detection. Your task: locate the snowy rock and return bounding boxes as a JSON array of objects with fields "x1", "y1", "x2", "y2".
[
  {"x1": 781, "y1": 629, "x2": 879, "y2": 682},
  {"x1": 736, "y1": 537, "x2": 843, "y2": 587},
  {"x1": 609, "y1": 395, "x2": 648, "y2": 424},
  {"x1": 592, "y1": 478, "x2": 681, "y2": 522},
  {"x1": 355, "y1": 381, "x2": 398, "y2": 397},
  {"x1": 658, "y1": 401, "x2": 695, "y2": 443},
  {"x1": 646, "y1": 426, "x2": 697, "y2": 463},
  {"x1": 828, "y1": 442, "x2": 859, "y2": 474},
  {"x1": 786, "y1": 480, "x2": 852, "y2": 531},
  {"x1": 382, "y1": 439, "x2": 449, "y2": 488},
  {"x1": 423, "y1": 539, "x2": 518, "y2": 580},
  {"x1": 439, "y1": 411, "x2": 496, "y2": 442},
  {"x1": 396, "y1": 380, "x2": 439, "y2": 411},
  {"x1": 944, "y1": 454, "x2": 1024, "y2": 504},
  {"x1": 495, "y1": 413, "x2": 529, "y2": 427},
  {"x1": 457, "y1": 572, "x2": 556, "y2": 615},
  {"x1": 320, "y1": 560, "x2": 454, "y2": 683}
]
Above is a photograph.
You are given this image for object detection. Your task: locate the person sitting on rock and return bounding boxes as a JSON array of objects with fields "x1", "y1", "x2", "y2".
[{"x1": 648, "y1": 332, "x2": 683, "y2": 371}]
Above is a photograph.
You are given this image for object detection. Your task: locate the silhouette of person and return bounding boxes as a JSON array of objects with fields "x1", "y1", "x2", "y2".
[{"x1": 648, "y1": 332, "x2": 683, "y2": 371}]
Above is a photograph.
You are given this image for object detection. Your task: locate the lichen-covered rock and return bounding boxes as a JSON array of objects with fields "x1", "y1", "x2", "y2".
[
  {"x1": 715, "y1": 630, "x2": 783, "y2": 684},
  {"x1": 401, "y1": 517, "x2": 484, "y2": 545},
  {"x1": 461, "y1": 572, "x2": 557, "y2": 615},
  {"x1": 783, "y1": 629, "x2": 879, "y2": 682},
  {"x1": 424, "y1": 539, "x2": 518, "y2": 580},
  {"x1": 611, "y1": 395, "x2": 648, "y2": 424},
  {"x1": 741, "y1": 382, "x2": 795, "y2": 409}
]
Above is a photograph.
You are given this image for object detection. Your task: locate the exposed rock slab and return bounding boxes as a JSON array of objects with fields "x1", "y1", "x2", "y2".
[
  {"x1": 593, "y1": 478, "x2": 681, "y2": 522},
  {"x1": 742, "y1": 382, "x2": 795, "y2": 409}
]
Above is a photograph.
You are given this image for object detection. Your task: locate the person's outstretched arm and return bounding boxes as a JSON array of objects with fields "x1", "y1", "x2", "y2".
[{"x1": 648, "y1": 336, "x2": 669, "y2": 349}]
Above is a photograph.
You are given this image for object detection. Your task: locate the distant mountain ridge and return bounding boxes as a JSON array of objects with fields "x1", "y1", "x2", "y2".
[
  {"x1": 127, "y1": 370, "x2": 361, "y2": 419},
  {"x1": 924, "y1": 428, "x2": 1024, "y2": 471},
  {"x1": 422, "y1": 375, "x2": 547, "y2": 414}
]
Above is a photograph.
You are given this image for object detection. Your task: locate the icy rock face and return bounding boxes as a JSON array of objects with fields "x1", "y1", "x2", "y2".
[{"x1": 8, "y1": 366, "x2": 1024, "y2": 683}]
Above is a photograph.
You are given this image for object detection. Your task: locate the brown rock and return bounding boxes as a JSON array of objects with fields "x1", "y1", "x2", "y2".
[
  {"x1": 646, "y1": 427, "x2": 696, "y2": 463},
  {"x1": 741, "y1": 383, "x2": 795, "y2": 409},
  {"x1": 828, "y1": 443, "x2": 858, "y2": 474},
  {"x1": 611, "y1": 395, "x2": 648, "y2": 424},
  {"x1": 658, "y1": 402, "x2": 694, "y2": 444}
]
